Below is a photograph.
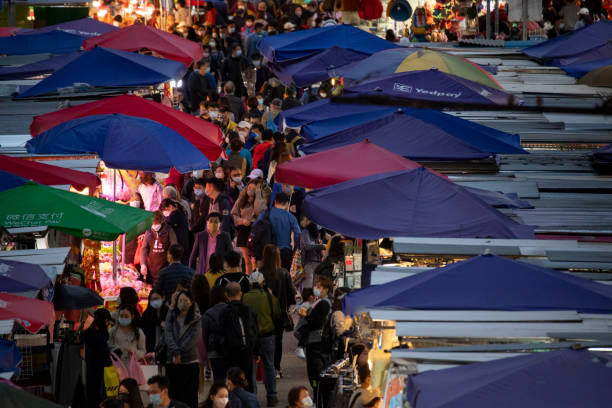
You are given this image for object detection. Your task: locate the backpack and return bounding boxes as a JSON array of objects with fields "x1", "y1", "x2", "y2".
[
  {"x1": 217, "y1": 303, "x2": 255, "y2": 355},
  {"x1": 247, "y1": 210, "x2": 276, "y2": 260},
  {"x1": 266, "y1": 110, "x2": 279, "y2": 132}
]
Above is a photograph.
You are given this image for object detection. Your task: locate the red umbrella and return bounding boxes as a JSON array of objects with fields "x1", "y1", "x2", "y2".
[
  {"x1": 275, "y1": 140, "x2": 449, "y2": 189},
  {"x1": 0, "y1": 292, "x2": 55, "y2": 334},
  {"x1": 0, "y1": 154, "x2": 100, "y2": 191},
  {"x1": 82, "y1": 24, "x2": 203, "y2": 66},
  {"x1": 30, "y1": 94, "x2": 224, "y2": 161}
]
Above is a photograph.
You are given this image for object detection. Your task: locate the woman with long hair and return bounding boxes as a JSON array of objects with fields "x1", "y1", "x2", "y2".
[
  {"x1": 231, "y1": 179, "x2": 267, "y2": 275},
  {"x1": 205, "y1": 253, "x2": 226, "y2": 290},
  {"x1": 299, "y1": 216, "x2": 325, "y2": 289},
  {"x1": 119, "y1": 378, "x2": 145, "y2": 408},
  {"x1": 261, "y1": 244, "x2": 296, "y2": 379},
  {"x1": 164, "y1": 290, "x2": 201, "y2": 408},
  {"x1": 140, "y1": 290, "x2": 169, "y2": 353},
  {"x1": 200, "y1": 383, "x2": 230, "y2": 408},
  {"x1": 108, "y1": 304, "x2": 146, "y2": 368}
]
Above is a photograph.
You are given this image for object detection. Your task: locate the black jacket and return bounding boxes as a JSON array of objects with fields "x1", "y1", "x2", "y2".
[
  {"x1": 190, "y1": 195, "x2": 211, "y2": 234},
  {"x1": 141, "y1": 304, "x2": 169, "y2": 353},
  {"x1": 188, "y1": 70, "x2": 216, "y2": 109},
  {"x1": 221, "y1": 56, "x2": 249, "y2": 98},
  {"x1": 165, "y1": 209, "x2": 189, "y2": 263}
]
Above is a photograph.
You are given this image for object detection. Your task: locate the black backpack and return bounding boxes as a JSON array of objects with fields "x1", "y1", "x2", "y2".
[
  {"x1": 247, "y1": 210, "x2": 276, "y2": 260},
  {"x1": 217, "y1": 303, "x2": 255, "y2": 355}
]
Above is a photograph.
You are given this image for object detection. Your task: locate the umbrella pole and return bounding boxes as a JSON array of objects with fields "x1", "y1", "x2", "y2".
[
  {"x1": 113, "y1": 169, "x2": 117, "y2": 283},
  {"x1": 486, "y1": 0, "x2": 491, "y2": 39},
  {"x1": 494, "y1": 0, "x2": 499, "y2": 37}
]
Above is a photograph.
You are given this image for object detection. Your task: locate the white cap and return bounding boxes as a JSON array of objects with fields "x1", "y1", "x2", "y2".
[
  {"x1": 250, "y1": 271, "x2": 265, "y2": 285},
  {"x1": 237, "y1": 121, "x2": 252, "y2": 129},
  {"x1": 578, "y1": 7, "x2": 589, "y2": 15},
  {"x1": 248, "y1": 168, "x2": 264, "y2": 179},
  {"x1": 284, "y1": 22, "x2": 296, "y2": 30}
]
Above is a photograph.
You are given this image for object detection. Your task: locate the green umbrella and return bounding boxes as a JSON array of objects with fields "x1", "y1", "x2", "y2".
[
  {"x1": 0, "y1": 179, "x2": 152, "y2": 241},
  {"x1": 0, "y1": 382, "x2": 66, "y2": 408}
]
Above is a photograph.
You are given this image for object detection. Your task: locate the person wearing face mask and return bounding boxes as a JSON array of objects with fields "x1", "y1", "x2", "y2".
[
  {"x1": 202, "y1": 383, "x2": 230, "y2": 408},
  {"x1": 146, "y1": 375, "x2": 189, "y2": 408},
  {"x1": 226, "y1": 166, "x2": 245, "y2": 202},
  {"x1": 189, "y1": 178, "x2": 211, "y2": 235},
  {"x1": 225, "y1": 131, "x2": 254, "y2": 173},
  {"x1": 221, "y1": 46, "x2": 249, "y2": 99},
  {"x1": 298, "y1": 276, "x2": 334, "y2": 404},
  {"x1": 141, "y1": 211, "x2": 178, "y2": 285},
  {"x1": 141, "y1": 290, "x2": 169, "y2": 353},
  {"x1": 288, "y1": 386, "x2": 313, "y2": 408},
  {"x1": 263, "y1": 79, "x2": 286, "y2": 106},
  {"x1": 160, "y1": 199, "x2": 189, "y2": 259},
  {"x1": 138, "y1": 172, "x2": 164, "y2": 212},
  {"x1": 190, "y1": 212, "x2": 234, "y2": 276},
  {"x1": 164, "y1": 290, "x2": 201, "y2": 408},
  {"x1": 253, "y1": 56, "x2": 273, "y2": 92},
  {"x1": 163, "y1": 185, "x2": 191, "y2": 223},
  {"x1": 206, "y1": 177, "x2": 235, "y2": 236},
  {"x1": 245, "y1": 22, "x2": 266, "y2": 61},
  {"x1": 187, "y1": 60, "x2": 216, "y2": 114},
  {"x1": 299, "y1": 216, "x2": 325, "y2": 289},
  {"x1": 108, "y1": 304, "x2": 146, "y2": 369}
]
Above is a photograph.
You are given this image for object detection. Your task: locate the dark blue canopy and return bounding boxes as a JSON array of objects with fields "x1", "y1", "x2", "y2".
[
  {"x1": 0, "y1": 170, "x2": 27, "y2": 193},
  {"x1": 593, "y1": 143, "x2": 612, "y2": 163},
  {"x1": 524, "y1": 21, "x2": 612, "y2": 60},
  {"x1": 343, "y1": 69, "x2": 516, "y2": 105},
  {"x1": 300, "y1": 109, "x2": 526, "y2": 160},
  {"x1": 257, "y1": 24, "x2": 397, "y2": 62},
  {"x1": 405, "y1": 349, "x2": 612, "y2": 408},
  {"x1": 0, "y1": 52, "x2": 81, "y2": 80},
  {"x1": 304, "y1": 168, "x2": 535, "y2": 240},
  {"x1": 277, "y1": 99, "x2": 395, "y2": 128},
  {"x1": 343, "y1": 254, "x2": 612, "y2": 315},
  {"x1": 0, "y1": 338, "x2": 21, "y2": 378},
  {"x1": 562, "y1": 58, "x2": 612, "y2": 78},
  {"x1": 269, "y1": 46, "x2": 369, "y2": 87},
  {"x1": 18, "y1": 17, "x2": 117, "y2": 38},
  {"x1": 0, "y1": 31, "x2": 84, "y2": 55},
  {"x1": 53, "y1": 284, "x2": 103, "y2": 310},
  {"x1": 552, "y1": 41, "x2": 612, "y2": 66},
  {"x1": 26, "y1": 114, "x2": 210, "y2": 173},
  {"x1": 18, "y1": 47, "x2": 186, "y2": 98}
]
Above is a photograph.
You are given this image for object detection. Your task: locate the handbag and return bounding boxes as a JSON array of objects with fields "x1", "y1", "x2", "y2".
[
  {"x1": 110, "y1": 352, "x2": 128, "y2": 380},
  {"x1": 290, "y1": 249, "x2": 304, "y2": 284},
  {"x1": 128, "y1": 353, "x2": 146, "y2": 385},
  {"x1": 104, "y1": 365, "x2": 121, "y2": 397}
]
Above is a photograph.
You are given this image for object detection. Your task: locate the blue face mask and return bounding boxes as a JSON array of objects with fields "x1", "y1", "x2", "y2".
[
  {"x1": 150, "y1": 393, "x2": 162, "y2": 406},
  {"x1": 235, "y1": 50, "x2": 242, "y2": 57},
  {"x1": 313, "y1": 287, "x2": 321, "y2": 297},
  {"x1": 118, "y1": 317, "x2": 131, "y2": 326},
  {"x1": 150, "y1": 299, "x2": 163, "y2": 309}
]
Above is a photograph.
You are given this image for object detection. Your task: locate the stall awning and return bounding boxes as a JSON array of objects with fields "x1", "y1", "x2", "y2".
[
  {"x1": 257, "y1": 24, "x2": 397, "y2": 62},
  {"x1": 304, "y1": 168, "x2": 535, "y2": 240},
  {"x1": 18, "y1": 47, "x2": 186, "y2": 98},
  {"x1": 343, "y1": 254, "x2": 612, "y2": 315},
  {"x1": 18, "y1": 17, "x2": 117, "y2": 38},
  {"x1": 0, "y1": 31, "x2": 85, "y2": 56},
  {"x1": 0, "y1": 52, "x2": 81, "y2": 81},
  {"x1": 524, "y1": 21, "x2": 612, "y2": 60}
]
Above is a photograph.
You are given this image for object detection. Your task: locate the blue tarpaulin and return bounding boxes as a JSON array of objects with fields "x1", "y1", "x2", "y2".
[
  {"x1": 26, "y1": 114, "x2": 210, "y2": 173},
  {"x1": 524, "y1": 21, "x2": 612, "y2": 60},
  {"x1": 562, "y1": 58, "x2": 612, "y2": 78},
  {"x1": 593, "y1": 143, "x2": 612, "y2": 163},
  {"x1": 405, "y1": 349, "x2": 612, "y2": 408},
  {"x1": 0, "y1": 338, "x2": 21, "y2": 378},
  {"x1": 343, "y1": 69, "x2": 516, "y2": 105},
  {"x1": 0, "y1": 52, "x2": 81, "y2": 80},
  {"x1": 343, "y1": 254, "x2": 612, "y2": 315},
  {"x1": 276, "y1": 99, "x2": 395, "y2": 128},
  {"x1": 0, "y1": 31, "x2": 85, "y2": 55},
  {"x1": 18, "y1": 17, "x2": 117, "y2": 38},
  {"x1": 300, "y1": 109, "x2": 526, "y2": 160},
  {"x1": 18, "y1": 47, "x2": 186, "y2": 98},
  {"x1": 552, "y1": 41, "x2": 612, "y2": 66},
  {"x1": 257, "y1": 24, "x2": 397, "y2": 62},
  {"x1": 304, "y1": 168, "x2": 535, "y2": 240},
  {"x1": 269, "y1": 46, "x2": 369, "y2": 87}
]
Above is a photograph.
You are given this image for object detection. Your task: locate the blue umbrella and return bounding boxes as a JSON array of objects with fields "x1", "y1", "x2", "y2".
[
  {"x1": 405, "y1": 349, "x2": 612, "y2": 408},
  {"x1": 52, "y1": 284, "x2": 104, "y2": 310},
  {"x1": 0, "y1": 30, "x2": 85, "y2": 56},
  {"x1": 0, "y1": 260, "x2": 52, "y2": 293},
  {"x1": 26, "y1": 114, "x2": 210, "y2": 173},
  {"x1": 562, "y1": 58, "x2": 612, "y2": 78},
  {"x1": 0, "y1": 338, "x2": 22, "y2": 378}
]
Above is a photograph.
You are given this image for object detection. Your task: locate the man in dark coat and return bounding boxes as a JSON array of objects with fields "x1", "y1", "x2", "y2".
[
  {"x1": 189, "y1": 212, "x2": 234, "y2": 275},
  {"x1": 161, "y1": 198, "x2": 189, "y2": 264},
  {"x1": 189, "y1": 178, "x2": 210, "y2": 235},
  {"x1": 188, "y1": 59, "x2": 217, "y2": 112},
  {"x1": 221, "y1": 43, "x2": 249, "y2": 98}
]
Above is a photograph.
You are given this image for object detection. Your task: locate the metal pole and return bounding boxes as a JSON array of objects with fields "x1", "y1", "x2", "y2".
[
  {"x1": 494, "y1": 0, "x2": 499, "y2": 37},
  {"x1": 8, "y1": 0, "x2": 16, "y2": 27},
  {"x1": 112, "y1": 169, "x2": 117, "y2": 282},
  {"x1": 486, "y1": 0, "x2": 491, "y2": 39},
  {"x1": 522, "y1": 0, "x2": 529, "y2": 40}
]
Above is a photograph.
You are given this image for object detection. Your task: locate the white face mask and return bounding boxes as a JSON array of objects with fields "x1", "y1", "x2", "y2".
[
  {"x1": 194, "y1": 188, "x2": 204, "y2": 197},
  {"x1": 215, "y1": 171, "x2": 224, "y2": 179},
  {"x1": 214, "y1": 397, "x2": 229, "y2": 408},
  {"x1": 209, "y1": 41, "x2": 216, "y2": 47},
  {"x1": 232, "y1": 176, "x2": 242, "y2": 183},
  {"x1": 193, "y1": 170, "x2": 204, "y2": 178},
  {"x1": 129, "y1": 201, "x2": 141, "y2": 207},
  {"x1": 301, "y1": 396, "x2": 313, "y2": 408},
  {"x1": 162, "y1": 210, "x2": 171, "y2": 217},
  {"x1": 209, "y1": 111, "x2": 219, "y2": 119},
  {"x1": 151, "y1": 224, "x2": 161, "y2": 232}
]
